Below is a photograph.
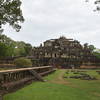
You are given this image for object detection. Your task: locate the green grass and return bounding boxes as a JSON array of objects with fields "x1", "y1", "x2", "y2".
[{"x1": 4, "y1": 69, "x2": 100, "y2": 100}]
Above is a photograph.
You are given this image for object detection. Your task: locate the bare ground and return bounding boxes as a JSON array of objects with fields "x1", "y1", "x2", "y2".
[{"x1": 49, "y1": 69, "x2": 70, "y2": 85}]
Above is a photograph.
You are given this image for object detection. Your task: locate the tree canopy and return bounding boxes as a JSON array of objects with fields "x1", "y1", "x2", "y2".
[
  {"x1": 0, "y1": 34, "x2": 32, "y2": 58},
  {"x1": 0, "y1": 0, "x2": 24, "y2": 32},
  {"x1": 86, "y1": 0, "x2": 100, "y2": 11}
]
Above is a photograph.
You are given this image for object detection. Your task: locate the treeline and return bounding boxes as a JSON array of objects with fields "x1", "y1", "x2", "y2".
[
  {"x1": 0, "y1": 34, "x2": 100, "y2": 60},
  {"x1": 0, "y1": 34, "x2": 32, "y2": 59},
  {"x1": 82, "y1": 43, "x2": 100, "y2": 59}
]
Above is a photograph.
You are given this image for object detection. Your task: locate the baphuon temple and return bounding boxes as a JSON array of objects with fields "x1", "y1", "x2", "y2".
[{"x1": 31, "y1": 36, "x2": 100, "y2": 68}]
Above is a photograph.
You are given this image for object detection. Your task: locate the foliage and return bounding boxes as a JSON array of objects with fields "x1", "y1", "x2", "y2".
[
  {"x1": 0, "y1": 42, "x2": 8, "y2": 58},
  {"x1": 14, "y1": 57, "x2": 32, "y2": 68},
  {"x1": 83, "y1": 43, "x2": 100, "y2": 59},
  {"x1": 86, "y1": 0, "x2": 100, "y2": 11},
  {"x1": 94, "y1": 0, "x2": 100, "y2": 11},
  {"x1": 14, "y1": 41, "x2": 27, "y2": 56},
  {"x1": 0, "y1": 34, "x2": 16, "y2": 57},
  {"x1": 88, "y1": 45, "x2": 96, "y2": 51},
  {"x1": 24, "y1": 43, "x2": 32, "y2": 56},
  {"x1": 15, "y1": 42, "x2": 32, "y2": 56},
  {"x1": 93, "y1": 51, "x2": 100, "y2": 59},
  {"x1": 0, "y1": 0, "x2": 24, "y2": 32},
  {"x1": 0, "y1": 34, "x2": 32, "y2": 58}
]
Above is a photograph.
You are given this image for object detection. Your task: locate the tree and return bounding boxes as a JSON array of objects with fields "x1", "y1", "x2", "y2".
[
  {"x1": 86, "y1": 0, "x2": 100, "y2": 11},
  {"x1": 83, "y1": 43, "x2": 88, "y2": 49},
  {"x1": 0, "y1": 42, "x2": 14, "y2": 58},
  {"x1": 94, "y1": 0, "x2": 100, "y2": 11},
  {"x1": 0, "y1": 34, "x2": 33, "y2": 57},
  {"x1": 93, "y1": 51, "x2": 100, "y2": 59},
  {"x1": 24, "y1": 43, "x2": 32, "y2": 56},
  {"x1": 0, "y1": 42, "x2": 8, "y2": 58},
  {"x1": 14, "y1": 57, "x2": 32, "y2": 68},
  {"x1": 0, "y1": 0, "x2": 24, "y2": 32},
  {"x1": 0, "y1": 34, "x2": 15, "y2": 58},
  {"x1": 88, "y1": 45, "x2": 96, "y2": 52},
  {"x1": 13, "y1": 41, "x2": 26, "y2": 56},
  {"x1": 13, "y1": 41, "x2": 32, "y2": 56}
]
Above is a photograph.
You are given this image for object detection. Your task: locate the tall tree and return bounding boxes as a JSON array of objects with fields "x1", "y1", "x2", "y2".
[{"x1": 0, "y1": 0, "x2": 24, "y2": 32}]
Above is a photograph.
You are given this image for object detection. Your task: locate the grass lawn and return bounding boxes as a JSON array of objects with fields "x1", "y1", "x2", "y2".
[{"x1": 4, "y1": 69, "x2": 100, "y2": 100}]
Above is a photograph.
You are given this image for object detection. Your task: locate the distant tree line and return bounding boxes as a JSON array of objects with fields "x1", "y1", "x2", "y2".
[
  {"x1": 0, "y1": 34, "x2": 100, "y2": 60},
  {"x1": 83, "y1": 43, "x2": 100, "y2": 59},
  {"x1": 0, "y1": 34, "x2": 32, "y2": 59}
]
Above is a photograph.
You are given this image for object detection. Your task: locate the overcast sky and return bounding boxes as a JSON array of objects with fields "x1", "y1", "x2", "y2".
[{"x1": 3, "y1": 0, "x2": 100, "y2": 48}]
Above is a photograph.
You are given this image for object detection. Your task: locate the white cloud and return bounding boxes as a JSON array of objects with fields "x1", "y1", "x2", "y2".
[{"x1": 3, "y1": 0, "x2": 100, "y2": 48}]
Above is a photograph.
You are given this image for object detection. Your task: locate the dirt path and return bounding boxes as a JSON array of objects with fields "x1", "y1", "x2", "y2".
[
  {"x1": 48, "y1": 70, "x2": 83, "y2": 88},
  {"x1": 50, "y1": 69, "x2": 69, "y2": 85}
]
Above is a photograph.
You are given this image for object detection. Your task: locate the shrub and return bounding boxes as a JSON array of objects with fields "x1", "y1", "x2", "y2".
[{"x1": 14, "y1": 57, "x2": 32, "y2": 68}]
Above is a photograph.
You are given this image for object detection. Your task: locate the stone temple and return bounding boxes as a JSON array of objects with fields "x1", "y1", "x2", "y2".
[
  {"x1": 0, "y1": 36, "x2": 99, "y2": 69},
  {"x1": 31, "y1": 36, "x2": 99, "y2": 68}
]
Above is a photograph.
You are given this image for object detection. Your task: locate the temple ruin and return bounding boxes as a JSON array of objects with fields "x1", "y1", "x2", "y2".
[{"x1": 31, "y1": 36, "x2": 99, "y2": 68}]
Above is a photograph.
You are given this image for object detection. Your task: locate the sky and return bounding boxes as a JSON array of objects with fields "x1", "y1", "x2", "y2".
[{"x1": 3, "y1": 0, "x2": 100, "y2": 48}]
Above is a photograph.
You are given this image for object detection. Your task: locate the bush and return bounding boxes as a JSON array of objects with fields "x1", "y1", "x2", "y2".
[{"x1": 14, "y1": 57, "x2": 32, "y2": 68}]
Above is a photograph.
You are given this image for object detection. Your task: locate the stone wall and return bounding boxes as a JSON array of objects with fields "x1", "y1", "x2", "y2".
[{"x1": 0, "y1": 66, "x2": 55, "y2": 97}]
